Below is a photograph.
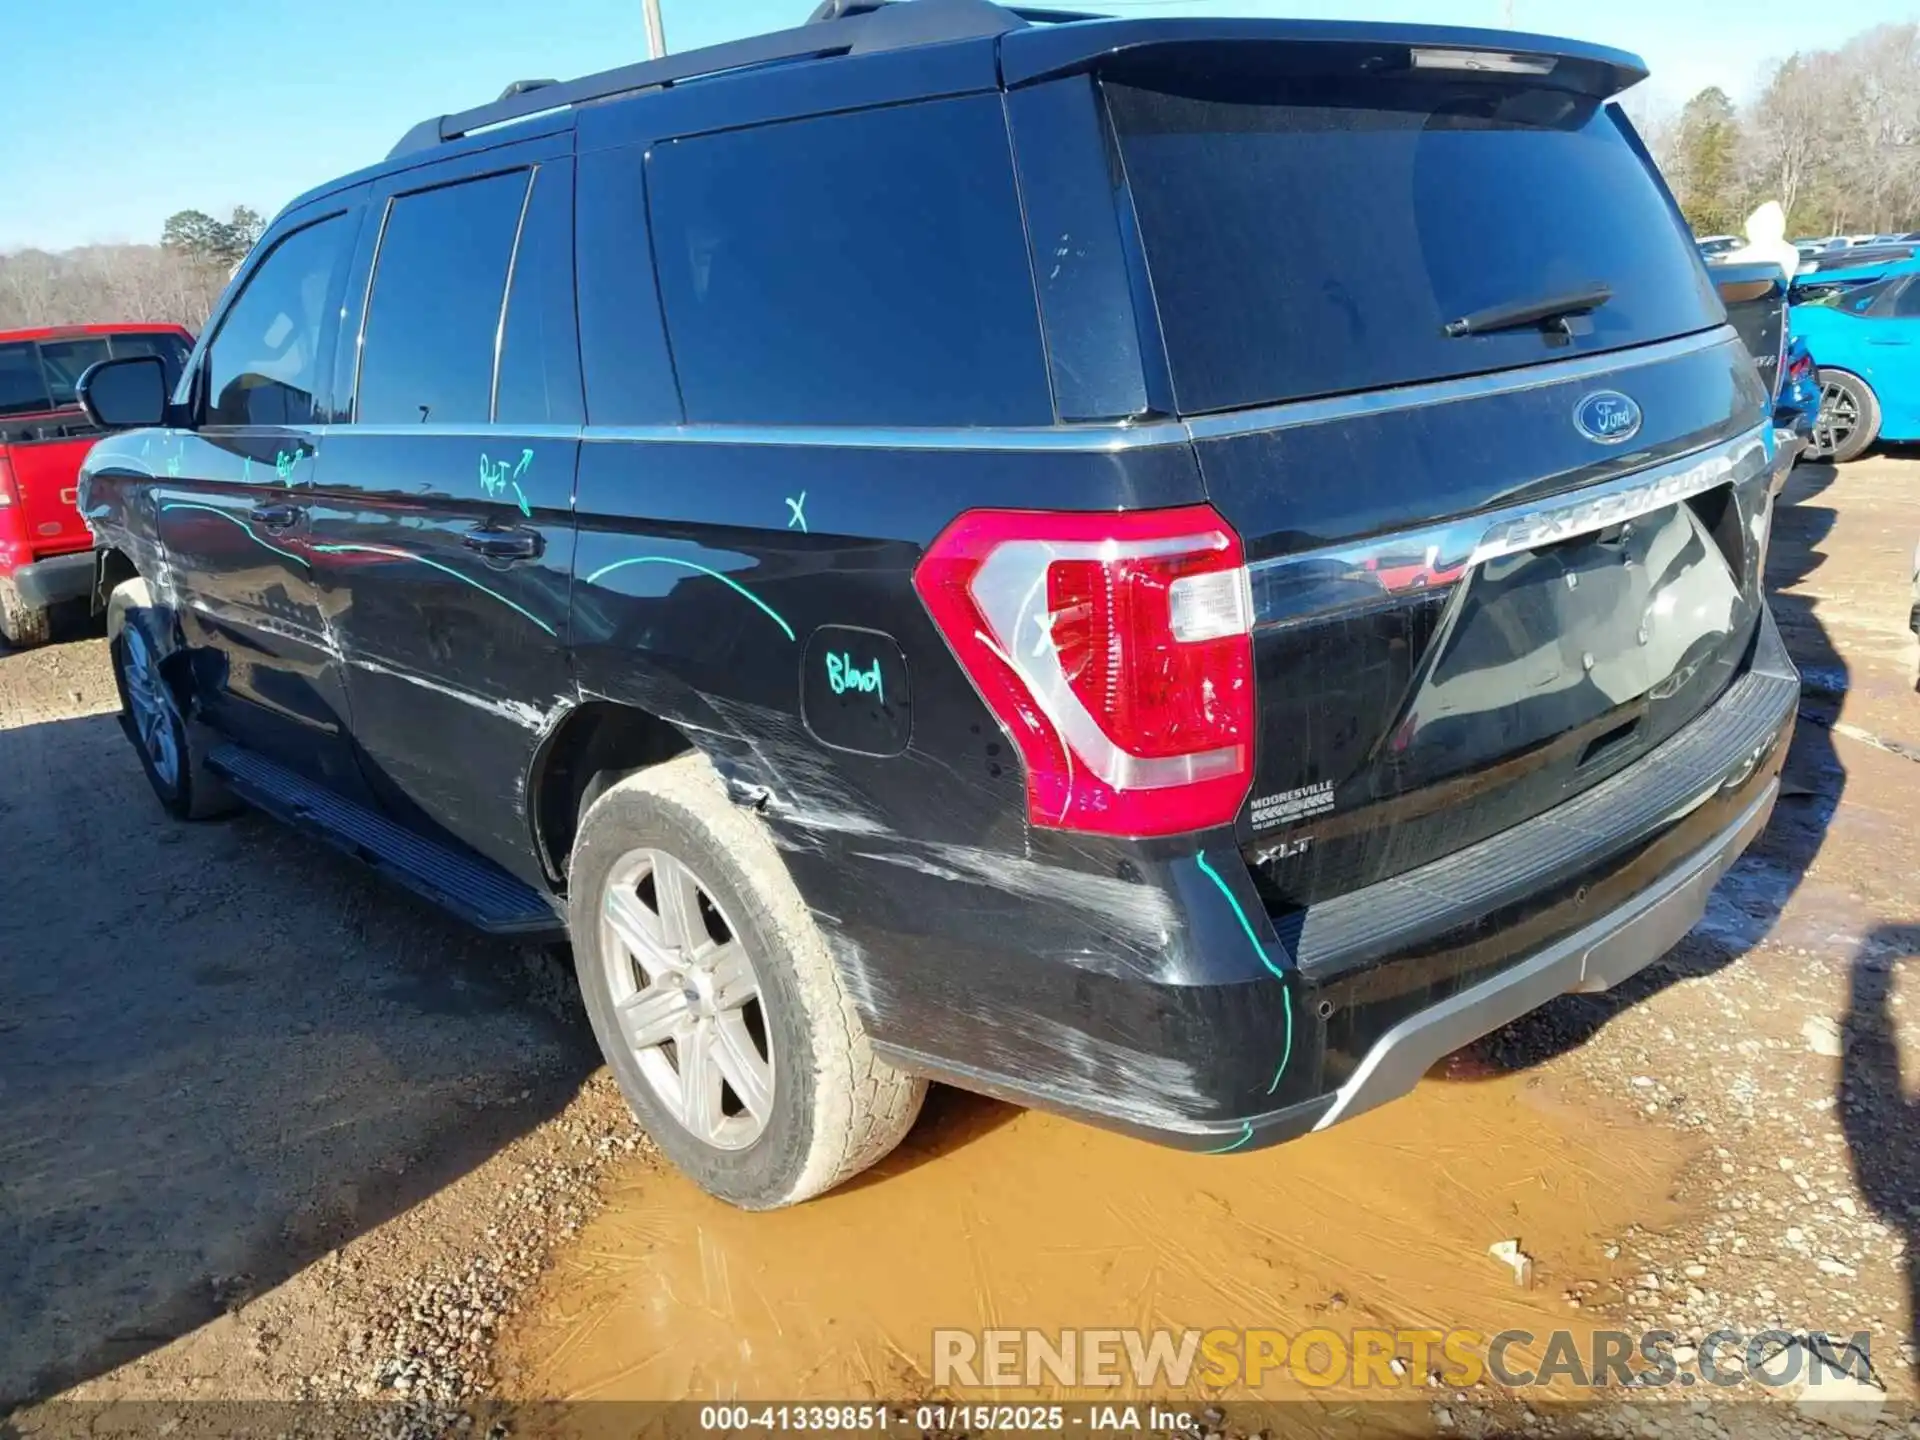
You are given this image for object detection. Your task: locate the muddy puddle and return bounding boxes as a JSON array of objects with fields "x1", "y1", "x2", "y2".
[{"x1": 501, "y1": 1058, "x2": 1691, "y2": 1419}]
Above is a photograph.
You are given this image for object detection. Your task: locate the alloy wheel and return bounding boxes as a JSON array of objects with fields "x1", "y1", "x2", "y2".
[
  {"x1": 598, "y1": 847, "x2": 775, "y2": 1150},
  {"x1": 120, "y1": 623, "x2": 181, "y2": 789},
  {"x1": 1814, "y1": 379, "x2": 1858, "y2": 458}
]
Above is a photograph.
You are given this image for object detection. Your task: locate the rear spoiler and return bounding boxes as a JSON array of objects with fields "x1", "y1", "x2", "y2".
[{"x1": 998, "y1": 17, "x2": 1648, "y2": 96}]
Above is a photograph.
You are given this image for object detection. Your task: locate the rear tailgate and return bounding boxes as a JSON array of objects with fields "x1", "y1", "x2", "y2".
[
  {"x1": 0, "y1": 330, "x2": 190, "y2": 562},
  {"x1": 2, "y1": 423, "x2": 101, "y2": 555},
  {"x1": 1084, "y1": 30, "x2": 1772, "y2": 909},
  {"x1": 1707, "y1": 261, "x2": 1789, "y2": 396}
]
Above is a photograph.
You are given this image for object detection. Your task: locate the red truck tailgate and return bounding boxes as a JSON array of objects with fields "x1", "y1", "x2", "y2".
[{"x1": 3, "y1": 432, "x2": 96, "y2": 554}]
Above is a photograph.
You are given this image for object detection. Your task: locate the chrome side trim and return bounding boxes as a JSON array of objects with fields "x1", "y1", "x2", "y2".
[
  {"x1": 1185, "y1": 327, "x2": 1737, "y2": 442},
  {"x1": 311, "y1": 422, "x2": 585, "y2": 439},
  {"x1": 1247, "y1": 423, "x2": 1771, "y2": 631},
  {"x1": 580, "y1": 420, "x2": 1191, "y2": 453}
]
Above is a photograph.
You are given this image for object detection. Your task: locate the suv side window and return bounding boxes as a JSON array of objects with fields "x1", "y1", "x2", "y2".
[
  {"x1": 647, "y1": 95, "x2": 1052, "y2": 428},
  {"x1": 204, "y1": 213, "x2": 352, "y2": 427},
  {"x1": 356, "y1": 170, "x2": 530, "y2": 426}
]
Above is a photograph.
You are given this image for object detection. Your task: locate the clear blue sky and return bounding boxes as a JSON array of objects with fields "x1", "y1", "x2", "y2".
[{"x1": 1, "y1": 0, "x2": 1910, "y2": 252}]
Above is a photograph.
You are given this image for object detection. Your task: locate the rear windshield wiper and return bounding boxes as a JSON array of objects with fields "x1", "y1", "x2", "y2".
[{"x1": 1444, "y1": 283, "x2": 1614, "y2": 339}]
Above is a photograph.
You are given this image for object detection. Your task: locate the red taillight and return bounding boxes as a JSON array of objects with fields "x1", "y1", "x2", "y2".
[
  {"x1": 913, "y1": 504, "x2": 1255, "y2": 837},
  {"x1": 1789, "y1": 351, "x2": 1815, "y2": 382},
  {"x1": 0, "y1": 453, "x2": 20, "y2": 543}
]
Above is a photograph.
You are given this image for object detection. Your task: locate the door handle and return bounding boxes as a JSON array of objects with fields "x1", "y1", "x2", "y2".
[
  {"x1": 249, "y1": 501, "x2": 303, "y2": 529},
  {"x1": 463, "y1": 524, "x2": 543, "y2": 561}
]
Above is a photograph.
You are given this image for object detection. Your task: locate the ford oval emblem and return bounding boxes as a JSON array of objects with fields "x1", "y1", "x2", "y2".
[{"x1": 1574, "y1": 390, "x2": 1642, "y2": 444}]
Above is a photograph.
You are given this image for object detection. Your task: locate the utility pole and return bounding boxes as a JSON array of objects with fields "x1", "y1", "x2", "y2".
[{"x1": 643, "y1": 0, "x2": 667, "y2": 58}]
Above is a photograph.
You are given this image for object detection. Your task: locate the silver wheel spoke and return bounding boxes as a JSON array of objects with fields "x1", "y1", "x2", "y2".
[
  {"x1": 653, "y1": 853, "x2": 705, "y2": 953},
  {"x1": 617, "y1": 978, "x2": 693, "y2": 1050},
  {"x1": 677, "y1": 1020, "x2": 723, "y2": 1138},
  {"x1": 604, "y1": 882, "x2": 679, "y2": 978},
  {"x1": 711, "y1": 1011, "x2": 773, "y2": 1121},
  {"x1": 708, "y1": 943, "x2": 756, "y2": 1009}
]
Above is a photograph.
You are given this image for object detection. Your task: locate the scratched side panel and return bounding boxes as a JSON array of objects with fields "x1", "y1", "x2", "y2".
[
  {"x1": 306, "y1": 432, "x2": 579, "y2": 885},
  {"x1": 565, "y1": 436, "x2": 1338, "y2": 1129},
  {"x1": 569, "y1": 435, "x2": 1202, "y2": 844},
  {"x1": 145, "y1": 426, "x2": 375, "y2": 798}
]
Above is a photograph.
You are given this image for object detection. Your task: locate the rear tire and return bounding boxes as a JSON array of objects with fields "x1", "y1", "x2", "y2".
[
  {"x1": 568, "y1": 752, "x2": 925, "y2": 1208},
  {"x1": 1810, "y1": 369, "x2": 1881, "y2": 463},
  {"x1": 0, "y1": 578, "x2": 51, "y2": 649},
  {"x1": 107, "y1": 578, "x2": 237, "y2": 821}
]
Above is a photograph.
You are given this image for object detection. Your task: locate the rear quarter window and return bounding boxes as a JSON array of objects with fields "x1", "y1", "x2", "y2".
[
  {"x1": 0, "y1": 343, "x2": 51, "y2": 418},
  {"x1": 647, "y1": 94, "x2": 1053, "y2": 428},
  {"x1": 1106, "y1": 65, "x2": 1723, "y2": 414}
]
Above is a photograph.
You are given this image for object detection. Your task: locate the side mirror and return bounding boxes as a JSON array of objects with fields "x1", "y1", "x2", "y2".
[{"x1": 78, "y1": 355, "x2": 169, "y2": 430}]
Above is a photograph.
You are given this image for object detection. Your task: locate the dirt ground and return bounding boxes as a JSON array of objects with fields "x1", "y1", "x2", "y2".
[{"x1": 4, "y1": 453, "x2": 1920, "y2": 1438}]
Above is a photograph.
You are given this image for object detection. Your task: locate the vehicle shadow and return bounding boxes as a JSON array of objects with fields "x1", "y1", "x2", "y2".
[
  {"x1": 0, "y1": 710, "x2": 598, "y2": 1411},
  {"x1": 1467, "y1": 460, "x2": 1849, "y2": 1073},
  {"x1": 1838, "y1": 923, "x2": 1920, "y2": 1356}
]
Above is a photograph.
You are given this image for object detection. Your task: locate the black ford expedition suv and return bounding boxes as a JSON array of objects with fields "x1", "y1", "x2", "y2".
[{"x1": 76, "y1": 0, "x2": 1798, "y2": 1208}]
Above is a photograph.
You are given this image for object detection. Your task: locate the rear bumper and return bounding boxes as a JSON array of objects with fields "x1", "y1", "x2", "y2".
[
  {"x1": 795, "y1": 608, "x2": 1798, "y2": 1152},
  {"x1": 1311, "y1": 773, "x2": 1774, "y2": 1131},
  {"x1": 4, "y1": 549, "x2": 94, "y2": 608},
  {"x1": 869, "y1": 769, "x2": 1781, "y2": 1153},
  {"x1": 1770, "y1": 425, "x2": 1809, "y2": 495},
  {"x1": 1766, "y1": 428, "x2": 1797, "y2": 495}
]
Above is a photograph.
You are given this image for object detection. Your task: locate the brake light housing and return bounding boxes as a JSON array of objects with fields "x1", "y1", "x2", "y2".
[
  {"x1": 913, "y1": 504, "x2": 1255, "y2": 837},
  {"x1": 0, "y1": 452, "x2": 22, "y2": 547}
]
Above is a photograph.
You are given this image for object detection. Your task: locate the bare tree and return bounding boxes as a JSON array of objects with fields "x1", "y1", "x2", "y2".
[{"x1": 0, "y1": 243, "x2": 229, "y2": 332}]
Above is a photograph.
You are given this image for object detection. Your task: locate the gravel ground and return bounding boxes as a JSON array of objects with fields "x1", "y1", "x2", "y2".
[
  {"x1": 1428, "y1": 457, "x2": 1920, "y2": 1437},
  {"x1": 5, "y1": 453, "x2": 1920, "y2": 1440},
  {"x1": 0, "y1": 618, "x2": 626, "y2": 1417}
]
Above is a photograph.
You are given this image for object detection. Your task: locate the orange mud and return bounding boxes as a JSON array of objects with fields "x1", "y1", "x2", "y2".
[{"x1": 501, "y1": 1061, "x2": 1690, "y2": 1425}]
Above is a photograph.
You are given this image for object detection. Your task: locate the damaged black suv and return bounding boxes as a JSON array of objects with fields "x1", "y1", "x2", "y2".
[{"x1": 76, "y1": 0, "x2": 1798, "y2": 1208}]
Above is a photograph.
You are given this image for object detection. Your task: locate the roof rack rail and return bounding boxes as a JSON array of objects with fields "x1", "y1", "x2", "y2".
[
  {"x1": 389, "y1": 0, "x2": 1037, "y2": 160},
  {"x1": 807, "y1": 1, "x2": 1107, "y2": 22}
]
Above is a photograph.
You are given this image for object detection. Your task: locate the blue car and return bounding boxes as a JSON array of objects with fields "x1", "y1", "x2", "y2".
[{"x1": 1791, "y1": 258, "x2": 1920, "y2": 461}]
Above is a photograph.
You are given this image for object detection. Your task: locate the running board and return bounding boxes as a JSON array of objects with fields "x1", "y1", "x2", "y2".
[{"x1": 207, "y1": 743, "x2": 564, "y2": 937}]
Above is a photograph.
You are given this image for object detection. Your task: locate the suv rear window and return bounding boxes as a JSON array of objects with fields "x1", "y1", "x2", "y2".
[{"x1": 1106, "y1": 65, "x2": 1722, "y2": 415}]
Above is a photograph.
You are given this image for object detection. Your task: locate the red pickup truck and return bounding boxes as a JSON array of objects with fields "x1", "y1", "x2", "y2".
[{"x1": 1, "y1": 323, "x2": 193, "y2": 646}]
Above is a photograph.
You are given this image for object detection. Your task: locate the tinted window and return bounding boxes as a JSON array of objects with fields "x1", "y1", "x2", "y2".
[
  {"x1": 1824, "y1": 278, "x2": 1897, "y2": 314},
  {"x1": 110, "y1": 332, "x2": 193, "y2": 392},
  {"x1": 206, "y1": 214, "x2": 351, "y2": 427},
  {"x1": 357, "y1": 170, "x2": 529, "y2": 426},
  {"x1": 1107, "y1": 66, "x2": 1723, "y2": 414},
  {"x1": 0, "y1": 344, "x2": 51, "y2": 417},
  {"x1": 38, "y1": 338, "x2": 111, "y2": 407},
  {"x1": 649, "y1": 95, "x2": 1051, "y2": 427},
  {"x1": 1893, "y1": 279, "x2": 1920, "y2": 319},
  {"x1": 495, "y1": 165, "x2": 583, "y2": 426}
]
